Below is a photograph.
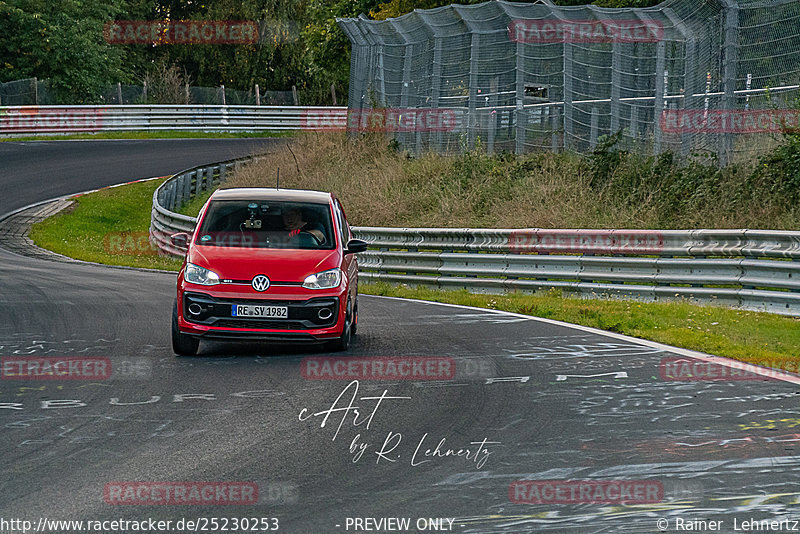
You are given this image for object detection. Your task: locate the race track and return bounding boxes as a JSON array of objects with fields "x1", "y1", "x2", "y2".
[{"x1": 1, "y1": 140, "x2": 799, "y2": 534}]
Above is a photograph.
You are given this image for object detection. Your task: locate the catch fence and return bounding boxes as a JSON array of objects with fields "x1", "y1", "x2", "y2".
[{"x1": 337, "y1": 0, "x2": 800, "y2": 163}]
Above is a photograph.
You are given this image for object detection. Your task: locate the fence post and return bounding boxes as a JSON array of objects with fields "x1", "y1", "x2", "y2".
[
  {"x1": 33, "y1": 77, "x2": 38, "y2": 105},
  {"x1": 551, "y1": 105, "x2": 560, "y2": 152},
  {"x1": 292, "y1": 85, "x2": 299, "y2": 106},
  {"x1": 515, "y1": 40, "x2": 526, "y2": 155},
  {"x1": 653, "y1": 39, "x2": 666, "y2": 154},
  {"x1": 468, "y1": 33, "x2": 480, "y2": 150},
  {"x1": 185, "y1": 83, "x2": 190, "y2": 104},
  {"x1": 430, "y1": 35, "x2": 444, "y2": 152},
  {"x1": 255, "y1": 84, "x2": 261, "y2": 106},
  {"x1": 682, "y1": 39, "x2": 697, "y2": 156},
  {"x1": 630, "y1": 105, "x2": 638, "y2": 140},
  {"x1": 117, "y1": 82, "x2": 123, "y2": 105},
  {"x1": 398, "y1": 30, "x2": 414, "y2": 151},
  {"x1": 563, "y1": 42, "x2": 573, "y2": 150},
  {"x1": 590, "y1": 107, "x2": 599, "y2": 148},
  {"x1": 719, "y1": 1, "x2": 739, "y2": 166},
  {"x1": 488, "y1": 77, "x2": 498, "y2": 154},
  {"x1": 331, "y1": 84, "x2": 337, "y2": 106},
  {"x1": 610, "y1": 42, "x2": 622, "y2": 135},
  {"x1": 220, "y1": 85, "x2": 226, "y2": 106},
  {"x1": 143, "y1": 80, "x2": 148, "y2": 102}
]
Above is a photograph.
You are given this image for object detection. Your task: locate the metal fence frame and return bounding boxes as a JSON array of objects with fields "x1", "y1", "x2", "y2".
[
  {"x1": 149, "y1": 159, "x2": 800, "y2": 316},
  {"x1": 338, "y1": 0, "x2": 800, "y2": 164}
]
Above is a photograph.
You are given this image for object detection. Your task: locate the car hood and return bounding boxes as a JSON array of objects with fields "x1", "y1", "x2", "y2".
[{"x1": 187, "y1": 245, "x2": 341, "y2": 282}]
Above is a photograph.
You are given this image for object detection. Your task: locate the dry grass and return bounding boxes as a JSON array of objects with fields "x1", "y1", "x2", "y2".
[
  {"x1": 225, "y1": 132, "x2": 649, "y2": 228},
  {"x1": 221, "y1": 131, "x2": 800, "y2": 230}
]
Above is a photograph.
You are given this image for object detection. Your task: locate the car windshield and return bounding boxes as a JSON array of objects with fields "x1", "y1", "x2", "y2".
[{"x1": 195, "y1": 199, "x2": 335, "y2": 249}]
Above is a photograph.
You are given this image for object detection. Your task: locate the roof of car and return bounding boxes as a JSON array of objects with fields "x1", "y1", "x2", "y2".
[{"x1": 211, "y1": 188, "x2": 333, "y2": 204}]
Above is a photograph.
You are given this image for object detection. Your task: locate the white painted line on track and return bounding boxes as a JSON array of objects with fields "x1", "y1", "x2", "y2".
[{"x1": 368, "y1": 295, "x2": 800, "y2": 386}]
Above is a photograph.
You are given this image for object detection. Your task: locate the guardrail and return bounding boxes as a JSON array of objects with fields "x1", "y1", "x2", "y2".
[
  {"x1": 149, "y1": 157, "x2": 258, "y2": 256},
  {"x1": 0, "y1": 105, "x2": 347, "y2": 134},
  {"x1": 149, "y1": 159, "x2": 800, "y2": 316}
]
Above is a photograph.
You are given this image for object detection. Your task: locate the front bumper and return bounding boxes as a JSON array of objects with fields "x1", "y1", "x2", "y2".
[{"x1": 178, "y1": 290, "x2": 344, "y2": 341}]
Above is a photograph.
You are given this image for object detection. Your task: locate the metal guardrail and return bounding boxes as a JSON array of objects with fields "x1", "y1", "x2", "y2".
[
  {"x1": 149, "y1": 160, "x2": 800, "y2": 316},
  {"x1": 0, "y1": 105, "x2": 347, "y2": 134},
  {"x1": 149, "y1": 157, "x2": 255, "y2": 257}
]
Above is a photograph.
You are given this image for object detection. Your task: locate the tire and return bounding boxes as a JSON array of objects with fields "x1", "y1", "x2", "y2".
[
  {"x1": 351, "y1": 297, "x2": 358, "y2": 335},
  {"x1": 327, "y1": 298, "x2": 353, "y2": 352},
  {"x1": 172, "y1": 301, "x2": 199, "y2": 356}
]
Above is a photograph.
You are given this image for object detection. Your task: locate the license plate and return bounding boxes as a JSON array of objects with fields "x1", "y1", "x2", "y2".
[{"x1": 232, "y1": 305, "x2": 288, "y2": 318}]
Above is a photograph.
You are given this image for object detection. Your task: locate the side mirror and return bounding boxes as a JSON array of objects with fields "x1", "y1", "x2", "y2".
[
  {"x1": 170, "y1": 232, "x2": 190, "y2": 249},
  {"x1": 345, "y1": 239, "x2": 369, "y2": 255}
]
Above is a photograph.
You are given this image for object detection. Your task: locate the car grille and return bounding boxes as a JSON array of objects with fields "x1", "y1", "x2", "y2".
[{"x1": 183, "y1": 292, "x2": 338, "y2": 330}]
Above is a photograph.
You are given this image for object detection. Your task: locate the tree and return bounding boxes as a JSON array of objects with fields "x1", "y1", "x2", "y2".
[{"x1": 0, "y1": 0, "x2": 131, "y2": 103}]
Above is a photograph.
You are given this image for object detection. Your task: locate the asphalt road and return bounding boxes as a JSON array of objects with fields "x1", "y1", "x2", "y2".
[
  {"x1": 0, "y1": 138, "x2": 279, "y2": 214},
  {"x1": 1, "y1": 140, "x2": 800, "y2": 534}
]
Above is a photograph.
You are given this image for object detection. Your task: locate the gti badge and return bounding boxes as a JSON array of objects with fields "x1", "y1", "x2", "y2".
[{"x1": 252, "y1": 274, "x2": 270, "y2": 292}]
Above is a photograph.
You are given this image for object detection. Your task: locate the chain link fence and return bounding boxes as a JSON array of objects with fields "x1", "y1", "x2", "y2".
[
  {"x1": 338, "y1": 0, "x2": 800, "y2": 164},
  {"x1": 0, "y1": 78, "x2": 295, "y2": 106}
]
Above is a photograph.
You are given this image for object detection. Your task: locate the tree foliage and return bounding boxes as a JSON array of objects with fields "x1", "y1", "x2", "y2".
[{"x1": 0, "y1": 0, "x2": 664, "y2": 104}]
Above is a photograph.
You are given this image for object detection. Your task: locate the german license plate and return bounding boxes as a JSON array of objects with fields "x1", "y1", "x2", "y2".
[{"x1": 232, "y1": 305, "x2": 288, "y2": 318}]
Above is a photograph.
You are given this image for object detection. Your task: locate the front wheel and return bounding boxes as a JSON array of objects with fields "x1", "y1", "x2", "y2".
[
  {"x1": 327, "y1": 299, "x2": 353, "y2": 352},
  {"x1": 172, "y1": 301, "x2": 199, "y2": 356}
]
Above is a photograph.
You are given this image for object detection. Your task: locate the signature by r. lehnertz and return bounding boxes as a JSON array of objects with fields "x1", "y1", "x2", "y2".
[{"x1": 298, "y1": 380, "x2": 499, "y2": 469}]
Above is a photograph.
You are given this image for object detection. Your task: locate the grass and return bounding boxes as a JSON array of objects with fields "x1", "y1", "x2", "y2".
[
  {"x1": 0, "y1": 130, "x2": 291, "y2": 142},
  {"x1": 222, "y1": 132, "x2": 800, "y2": 230},
  {"x1": 361, "y1": 283, "x2": 800, "y2": 366},
  {"x1": 29, "y1": 178, "x2": 183, "y2": 271}
]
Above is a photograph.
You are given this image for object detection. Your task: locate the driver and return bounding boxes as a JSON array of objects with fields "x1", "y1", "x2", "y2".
[{"x1": 282, "y1": 207, "x2": 326, "y2": 245}]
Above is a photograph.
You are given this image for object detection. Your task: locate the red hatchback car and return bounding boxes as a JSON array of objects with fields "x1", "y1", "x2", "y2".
[{"x1": 170, "y1": 188, "x2": 368, "y2": 355}]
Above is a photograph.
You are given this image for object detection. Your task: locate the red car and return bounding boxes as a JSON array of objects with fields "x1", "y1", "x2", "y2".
[{"x1": 170, "y1": 188, "x2": 368, "y2": 355}]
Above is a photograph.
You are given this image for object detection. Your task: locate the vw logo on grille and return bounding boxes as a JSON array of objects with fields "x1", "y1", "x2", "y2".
[{"x1": 251, "y1": 275, "x2": 270, "y2": 292}]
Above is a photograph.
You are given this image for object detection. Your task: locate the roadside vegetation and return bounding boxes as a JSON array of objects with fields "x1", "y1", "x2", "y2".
[
  {"x1": 29, "y1": 178, "x2": 182, "y2": 271},
  {"x1": 28, "y1": 130, "x2": 800, "y2": 365},
  {"x1": 226, "y1": 131, "x2": 800, "y2": 230}
]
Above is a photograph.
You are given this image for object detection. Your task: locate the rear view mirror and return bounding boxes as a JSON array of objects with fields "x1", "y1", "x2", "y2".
[
  {"x1": 345, "y1": 239, "x2": 369, "y2": 255},
  {"x1": 170, "y1": 232, "x2": 190, "y2": 249}
]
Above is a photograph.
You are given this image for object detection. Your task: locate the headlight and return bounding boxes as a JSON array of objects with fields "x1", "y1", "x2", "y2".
[
  {"x1": 302, "y1": 268, "x2": 341, "y2": 290},
  {"x1": 184, "y1": 263, "x2": 220, "y2": 286}
]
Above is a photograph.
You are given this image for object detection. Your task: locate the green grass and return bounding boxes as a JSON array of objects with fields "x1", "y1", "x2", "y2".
[
  {"x1": 361, "y1": 283, "x2": 800, "y2": 366},
  {"x1": 29, "y1": 178, "x2": 183, "y2": 271},
  {"x1": 0, "y1": 130, "x2": 291, "y2": 142},
  {"x1": 176, "y1": 188, "x2": 215, "y2": 216}
]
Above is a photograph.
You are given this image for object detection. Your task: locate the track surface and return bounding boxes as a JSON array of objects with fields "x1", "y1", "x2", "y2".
[
  {"x1": 2, "y1": 140, "x2": 800, "y2": 534},
  {"x1": 0, "y1": 139, "x2": 277, "y2": 214}
]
